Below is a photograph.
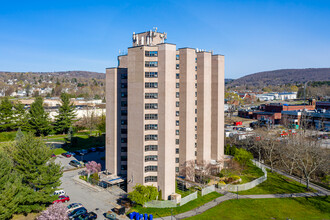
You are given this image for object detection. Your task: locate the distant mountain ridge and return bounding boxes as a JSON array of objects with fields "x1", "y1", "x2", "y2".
[{"x1": 229, "y1": 68, "x2": 330, "y2": 86}]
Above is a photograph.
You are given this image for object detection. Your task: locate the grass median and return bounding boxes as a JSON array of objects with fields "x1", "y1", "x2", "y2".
[
  {"x1": 237, "y1": 169, "x2": 314, "y2": 195},
  {"x1": 186, "y1": 196, "x2": 330, "y2": 220}
]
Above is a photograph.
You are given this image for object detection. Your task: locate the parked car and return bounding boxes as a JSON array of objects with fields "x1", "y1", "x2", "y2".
[
  {"x1": 62, "y1": 152, "x2": 72, "y2": 158},
  {"x1": 75, "y1": 150, "x2": 83, "y2": 156},
  {"x1": 89, "y1": 147, "x2": 97, "y2": 152},
  {"x1": 69, "y1": 160, "x2": 81, "y2": 167},
  {"x1": 74, "y1": 212, "x2": 97, "y2": 220},
  {"x1": 54, "y1": 190, "x2": 65, "y2": 196},
  {"x1": 53, "y1": 195, "x2": 70, "y2": 204},
  {"x1": 68, "y1": 152, "x2": 76, "y2": 156},
  {"x1": 81, "y1": 149, "x2": 88, "y2": 154},
  {"x1": 104, "y1": 211, "x2": 116, "y2": 220},
  {"x1": 68, "y1": 207, "x2": 87, "y2": 219},
  {"x1": 67, "y1": 203, "x2": 83, "y2": 213}
]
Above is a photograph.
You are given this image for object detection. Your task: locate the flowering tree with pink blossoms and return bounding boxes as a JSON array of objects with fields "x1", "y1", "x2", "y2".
[
  {"x1": 37, "y1": 203, "x2": 68, "y2": 220},
  {"x1": 85, "y1": 161, "x2": 102, "y2": 178}
]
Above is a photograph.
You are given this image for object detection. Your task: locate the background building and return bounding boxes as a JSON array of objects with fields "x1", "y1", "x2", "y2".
[{"x1": 106, "y1": 29, "x2": 225, "y2": 199}]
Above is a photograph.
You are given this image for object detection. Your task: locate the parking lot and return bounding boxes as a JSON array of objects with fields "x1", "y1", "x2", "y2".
[
  {"x1": 60, "y1": 169, "x2": 127, "y2": 219},
  {"x1": 55, "y1": 151, "x2": 105, "y2": 171},
  {"x1": 55, "y1": 151, "x2": 128, "y2": 219}
]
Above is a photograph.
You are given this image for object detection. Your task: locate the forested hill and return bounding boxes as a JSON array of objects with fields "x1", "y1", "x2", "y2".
[
  {"x1": 229, "y1": 68, "x2": 330, "y2": 86},
  {"x1": 0, "y1": 71, "x2": 105, "y2": 81}
]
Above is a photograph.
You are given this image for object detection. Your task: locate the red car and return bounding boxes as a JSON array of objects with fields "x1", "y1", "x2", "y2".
[
  {"x1": 62, "y1": 153, "x2": 72, "y2": 158},
  {"x1": 53, "y1": 195, "x2": 70, "y2": 204}
]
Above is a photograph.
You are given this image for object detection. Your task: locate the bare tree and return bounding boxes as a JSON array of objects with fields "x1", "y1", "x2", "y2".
[
  {"x1": 179, "y1": 160, "x2": 195, "y2": 182},
  {"x1": 293, "y1": 133, "x2": 327, "y2": 190},
  {"x1": 195, "y1": 160, "x2": 212, "y2": 184},
  {"x1": 278, "y1": 138, "x2": 298, "y2": 175}
]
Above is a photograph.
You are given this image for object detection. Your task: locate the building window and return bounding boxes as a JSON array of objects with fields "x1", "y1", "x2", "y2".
[
  {"x1": 176, "y1": 92, "x2": 180, "y2": 98},
  {"x1": 121, "y1": 156, "x2": 127, "y2": 161},
  {"x1": 195, "y1": 100, "x2": 197, "y2": 105},
  {"x1": 176, "y1": 73, "x2": 180, "y2": 79},
  {"x1": 121, "y1": 120, "x2": 127, "y2": 125},
  {"x1": 176, "y1": 101, "x2": 180, "y2": 107},
  {"x1": 145, "y1": 82, "x2": 158, "y2": 88},
  {"x1": 121, "y1": 110, "x2": 127, "y2": 116},
  {"x1": 145, "y1": 134, "x2": 158, "y2": 141},
  {"x1": 176, "y1": 130, "x2": 179, "y2": 135},
  {"x1": 195, "y1": 151, "x2": 197, "y2": 156},
  {"x1": 145, "y1": 103, "x2": 158, "y2": 109},
  {"x1": 176, "y1": 148, "x2": 179, "y2": 154},
  {"x1": 145, "y1": 93, "x2": 158, "y2": 99},
  {"x1": 195, "y1": 83, "x2": 197, "y2": 88},
  {"x1": 176, "y1": 83, "x2": 180, "y2": 88},
  {"x1": 145, "y1": 145, "x2": 158, "y2": 151},
  {"x1": 195, "y1": 66, "x2": 197, "y2": 71},
  {"x1": 176, "y1": 167, "x2": 179, "y2": 172},
  {"x1": 176, "y1": 120, "x2": 179, "y2": 126},
  {"x1": 121, "y1": 165, "x2": 127, "y2": 170},
  {"x1": 195, "y1": 134, "x2": 197, "y2": 139},
  {"x1": 121, "y1": 147, "x2": 127, "y2": 152},
  {"x1": 121, "y1": 83, "x2": 127, "y2": 88},
  {"x1": 121, "y1": 73, "x2": 128, "y2": 79},
  {"x1": 145, "y1": 124, "x2": 158, "y2": 130},
  {"x1": 121, "y1": 138, "x2": 127, "y2": 143},
  {"x1": 121, "y1": 129, "x2": 127, "y2": 134},
  {"x1": 145, "y1": 166, "x2": 158, "y2": 172},
  {"x1": 195, "y1": 109, "x2": 197, "y2": 114},
  {"x1": 145, "y1": 114, "x2": 158, "y2": 120},
  {"x1": 195, "y1": 92, "x2": 197, "y2": 97},
  {"x1": 145, "y1": 61, "x2": 158, "y2": 67},
  {"x1": 195, "y1": 117, "x2": 197, "y2": 122},
  {"x1": 176, "y1": 111, "x2": 180, "y2": 116},
  {"x1": 121, "y1": 101, "x2": 127, "y2": 107},
  {"x1": 145, "y1": 72, "x2": 158, "y2": 78},
  {"x1": 145, "y1": 155, "x2": 158, "y2": 162},
  {"x1": 195, "y1": 58, "x2": 197, "y2": 63},
  {"x1": 195, "y1": 126, "x2": 197, "y2": 131},
  {"x1": 195, "y1": 74, "x2": 197, "y2": 80},
  {"x1": 195, "y1": 142, "x2": 197, "y2": 147},
  {"x1": 176, "y1": 64, "x2": 180, "y2": 69},
  {"x1": 121, "y1": 92, "x2": 127, "y2": 98},
  {"x1": 176, "y1": 54, "x2": 180, "y2": 60},
  {"x1": 145, "y1": 51, "x2": 158, "y2": 57},
  {"x1": 176, "y1": 139, "x2": 179, "y2": 145},
  {"x1": 175, "y1": 158, "x2": 179, "y2": 163},
  {"x1": 145, "y1": 176, "x2": 157, "y2": 183}
]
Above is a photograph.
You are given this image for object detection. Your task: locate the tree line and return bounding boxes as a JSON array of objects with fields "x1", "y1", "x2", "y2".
[
  {"x1": 0, "y1": 93, "x2": 76, "y2": 136},
  {"x1": 227, "y1": 129, "x2": 329, "y2": 189},
  {"x1": 0, "y1": 132, "x2": 62, "y2": 219}
]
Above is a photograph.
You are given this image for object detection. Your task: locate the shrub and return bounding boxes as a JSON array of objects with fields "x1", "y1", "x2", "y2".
[
  {"x1": 218, "y1": 181, "x2": 226, "y2": 185},
  {"x1": 234, "y1": 148, "x2": 253, "y2": 167},
  {"x1": 37, "y1": 203, "x2": 68, "y2": 220},
  {"x1": 128, "y1": 184, "x2": 158, "y2": 206}
]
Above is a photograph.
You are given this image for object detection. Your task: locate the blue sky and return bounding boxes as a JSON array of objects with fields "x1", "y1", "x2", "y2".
[{"x1": 0, "y1": 0, "x2": 329, "y2": 79}]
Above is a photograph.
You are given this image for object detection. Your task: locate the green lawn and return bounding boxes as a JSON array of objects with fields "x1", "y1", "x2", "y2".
[
  {"x1": 238, "y1": 169, "x2": 313, "y2": 195},
  {"x1": 220, "y1": 162, "x2": 264, "y2": 184},
  {"x1": 128, "y1": 192, "x2": 222, "y2": 218},
  {"x1": 53, "y1": 148, "x2": 67, "y2": 155},
  {"x1": 186, "y1": 197, "x2": 330, "y2": 220}
]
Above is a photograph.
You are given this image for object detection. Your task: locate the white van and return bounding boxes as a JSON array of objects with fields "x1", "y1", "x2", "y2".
[{"x1": 54, "y1": 190, "x2": 65, "y2": 196}]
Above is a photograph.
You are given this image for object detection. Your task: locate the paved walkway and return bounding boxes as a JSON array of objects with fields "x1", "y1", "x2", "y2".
[{"x1": 155, "y1": 167, "x2": 330, "y2": 220}]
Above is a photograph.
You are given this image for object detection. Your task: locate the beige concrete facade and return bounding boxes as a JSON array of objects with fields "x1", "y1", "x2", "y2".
[{"x1": 106, "y1": 30, "x2": 225, "y2": 200}]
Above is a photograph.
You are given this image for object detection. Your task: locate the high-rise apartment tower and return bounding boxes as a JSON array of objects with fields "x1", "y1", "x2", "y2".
[{"x1": 106, "y1": 29, "x2": 224, "y2": 199}]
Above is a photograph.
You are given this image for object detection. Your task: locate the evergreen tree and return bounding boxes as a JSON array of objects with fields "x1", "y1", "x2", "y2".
[
  {"x1": 14, "y1": 102, "x2": 29, "y2": 131},
  {"x1": 0, "y1": 97, "x2": 15, "y2": 131},
  {"x1": 7, "y1": 133, "x2": 63, "y2": 213},
  {"x1": 0, "y1": 151, "x2": 24, "y2": 220},
  {"x1": 28, "y1": 97, "x2": 51, "y2": 136},
  {"x1": 54, "y1": 93, "x2": 76, "y2": 134}
]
